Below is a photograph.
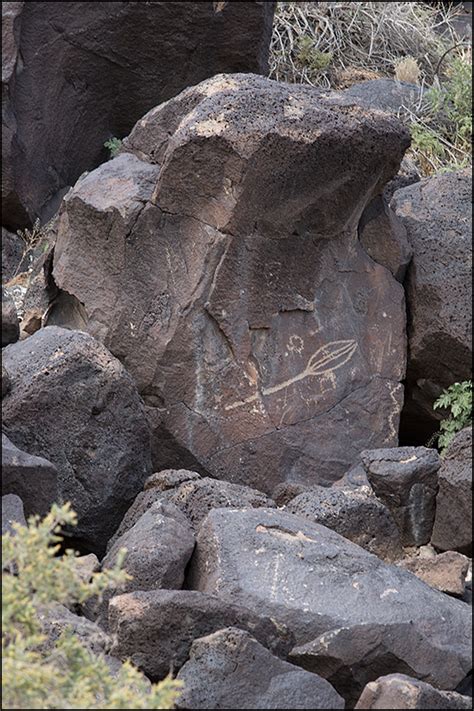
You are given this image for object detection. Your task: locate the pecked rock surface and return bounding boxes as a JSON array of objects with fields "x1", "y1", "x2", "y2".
[
  {"x1": 187, "y1": 507, "x2": 472, "y2": 678},
  {"x1": 392, "y1": 169, "x2": 472, "y2": 443},
  {"x1": 53, "y1": 73, "x2": 410, "y2": 492},
  {"x1": 2, "y1": 326, "x2": 151, "y2": 553},
  {"x1": 1, "y1": 1, "x2": 275, "y2": 229}
]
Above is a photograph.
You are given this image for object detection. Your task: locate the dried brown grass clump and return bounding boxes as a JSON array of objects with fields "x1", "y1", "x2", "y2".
[{"x1": 270, "y1": 1, "x2": 463, "y2": 89}]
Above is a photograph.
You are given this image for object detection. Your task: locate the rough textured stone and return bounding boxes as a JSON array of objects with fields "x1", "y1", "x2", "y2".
[
  {"x1": 2, "y1": 365, "x2": 11, "y2": 397},
  {"x1": 143, "y1": 468, "x2": 201, "y2": 492},
  {"x1": 332, "y1": 462, "x2": 370, "y2": 490},
  {"x1": 53, "y1": 73, "x2": 409, "y2": 492},
  {"x1": 188, "y1": 508, "x2": 472, "y2": 671},
  {"x1": 272, "y1": 481, "x2": 309, "y2": 506},
  {"x1": 358, "y1": 195, "x2": 412, "y2": 282},
  {"x1": 176, "y1": 627, "x2": 345, "y2": 709},
  {"x1": 2, "y1": 287, "x2": 19, "y2": 345},
  {"x1": 290, "y1": 621, "x2": 470, "y2": 707},
  {"x1": 431, "y1": 428, "x2": 472, "y2": 556},
  {"x1": 354, "y1": 674, "x2": 473, "y2": 710},
  {"x1": 2, "y1": 433, "x2": 58, "y2": 518},
  {"x1": 90, "y1": 503, "x2": 195, "y2": 628},
  {"x1": 106, "y1": 493, "x2": 184, "y2": 552},
  {"x1": 343, "y1": 79, "x2": 425, "y2": 114},
  {"x1": 286, "y1": 485, "x2": 403, "y2": 561},
  {"x1": 360, "y1": 447, "x2": 440, "y2": 546},
  {"x1": 398, "y1": 551, "x2": 470, "y2": 597},
  {"x1": 2, "y1": 1, "x2": 275, "y2": 229},
  {"x1": 169, "y1": 476, "x2": 274, "y2": 528},
  {"x1": 392, "y1": 170, "x2": 472, "y2": 444},
  {"x1": 108, "y1": 590, "x2": 294, "y2": 681},
  {"x1": 72, "y1": 553, "x2": 100, "y2": 584},
  {"x1": 2, "y1": 493, "x2": 26, "y2": 535},
  {"x1": 2, "y1": 227, "x2": 27, "y2": 282},
  {"x1": 2, "y1": 326, "x2": 151, "y2": 553},
  {"x1": 38, "y1": 603, "x2": 110, "y2": 656}
]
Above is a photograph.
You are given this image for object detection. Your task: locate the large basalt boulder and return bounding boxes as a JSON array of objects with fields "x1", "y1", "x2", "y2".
[
  {"x1": 289, "y1": 621, "x2": 470, "y2": 707},
  {"x1": 108, "y1": 590, "x2": 294, "y2": 681},
  {"x1": 53, "y1": 73, "x2": 410, "y2": 492},
  {"x1": 2, "y1": 1, "x2": 275, "y2": 229},
  {"x1": 2, "y1": 326, "x2": 151, "y2": 553},
  {"x1": 354, "y1": 674, "x2": 473, "y2": 710},
  {"x1": 391, "y1": 170, "x2": 472, "y2": 444},
  {"x1": 431, "y1": 427, "x2": 472, "y2": 556},
  {"x1": 2, "y1": 493, "x2": 26, "y2": 535},
  {"x1": 360, "y1": 446, "x2": 440, "y2": 546},
  {"x1": 285, "y1": 485, "x2": 403, "y2": 561},
  {"x1": 2, "y1": 433, "x2": 58, "y2": 517},
  {"x1": 187, "y1": 507, "x2": 472, "y2": 676},
  {"x1": 176, "y1": 627, "x2": 345, "y2": 709}
]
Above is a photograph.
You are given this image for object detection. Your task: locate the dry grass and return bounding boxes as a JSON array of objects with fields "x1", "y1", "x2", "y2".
[{"x1": 270, "y1": 1, "x2": 464, "y2": 89}]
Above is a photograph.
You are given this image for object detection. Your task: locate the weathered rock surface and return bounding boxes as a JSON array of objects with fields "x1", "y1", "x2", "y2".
[
  {"x1": 398, "y1": 551, "x2": 470, "y2": 597},
  {"x1": 1, "y1": 433, "x2": 58, "y2": 517},
  {"x1": 108, "y1": 590, "x2": 293, "y2": 681},
  {"x1": 2, "y1": 287, "x2": 19, "y2": 345},
  {"x1": 392, "y1": 170, "x2": 472, "y2": 444},
  {"x1": 354, "y1": 674, "x2": 473, "y2": 710},
  {"x1": 2, "y1": 326, "x2": 151, "y2": 553},
  {"x1": 286, "y1": 485, "x2": 403, "y2": 561},
  {"x1": 358, "y1": 195, "x2": 412, "y2": 282},
  {"x1": 53, "y1": 73, "x2": 410, "y2": 492},
  {"x1": 188, "y1": 508, "x2": 472, "y2": 670},
  {"x1": 431, "y1": 427, "x2": 472, "y2": 556},
  {"x1": 2, "y1": 1, "x2": 275, "y2": 229},
  {"x1": 38, "y1": 603, "x2": 110, "y2": 657},
  {"x1": 2, "y1": 365, "x2": 11, "y2": 397},
  {"x1": 343, "y1": 79, "x2": 424, "y2": 114},
  {"x1": 290, "y1": 621, "x2": 470, "y2": 707},
  {"x1": 176, "y1": 627, "x2": 345, "y2": 709},
  {"x1": 360, "y1": 447, "x2": 440, "y2": 546},
  {"x1": 2, "y1": 493, "x2": 26, "y2": 535},
  {"x1": 332, "y1": 462, "x2": 370, "y2": 490},
  {"x1": 272, "y1": 481, "x2": 309, "y2": 506},
  {"x1": 2, "y1": 227, "x2": 27, "y2": 282},
  {"x1": 143, "y1": 468, "x2": 201, "y2": 492}
]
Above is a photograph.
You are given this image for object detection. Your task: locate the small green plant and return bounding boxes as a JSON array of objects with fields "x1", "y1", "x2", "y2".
[
  {"x1": 297, "y1": 36, "x2": 333, "y2": 77},
  {"x1": 433, "y1": 380, "x2": 472, "y2": 453},
  {"x1": 104, "y1": 137, "x2": 123, "y2": 158},
  {"x1": 2, "y1": 503, "x2": 181, "y2": 709}
]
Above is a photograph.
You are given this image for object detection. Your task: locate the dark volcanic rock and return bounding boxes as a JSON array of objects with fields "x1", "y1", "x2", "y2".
[
  {"x1": 431, "y1": 427, "x2": 472, "y2": 556},
  {"x1": 53, "y1": 73, "x2": 410, "y2": 492},
  {"x1": 176, "y1": 627, "x2": 345, "y2": 709},
  {"x1": 2, "y1": 1, "x2": 275, "y2": 229},
  {"x1": 143, "y1": 468, "x2": 201, "y2": 492},
  {"x1": 2, "y1": 493, "x2": 27, "y2": 535},
  {"x1": 290, "y1": 621, "x2": 470, "y2": 707},
  {"x1": 38, "y1": 603, "x2": 110, "y2": 657},
  {"x1": 187, "y1": 508, "x2": 472, "y2": 669},
  {"x1": 108, "y1": 590, "x2": 294, "y2": 681},
  {"x1": 2, "y1": 433, "x2": 58, "y2": 518},
  {"x1": 360, "y1": 446, "x2": 440, "y2": 546},
  {"x1": 2, "y1": 227, "x2": 27, "y2": 282},
  {"x1": 286, "y1": 485, "x2": 403, "y2": 561},
  {"x1": 2, "y1": 365, "x2": 11, "y2": 397},
  {"x1": 358, "y1": 195, "x2": 412, "y2": 282},
  {"x1": 397, "y1": 551, "x2": 470, "y2": 597},
  {"x1": 2, "y1": 287, "x2": 19, "y2": 346},
  {"x1": 392, "y1": 170, "x2": 472, "y2": 444},
  {"x1": 272, "y1": 481, "x2": 309, "y2": 506},
  {"x1": 343, "y1": 79, "x2": 424, "y2": 114},
  {"x1": 354, "y1": 673, "x2": 473, "y2": 710},
  {"x1": 2, "y1": 326, "x2": 151, "y2": 553}
]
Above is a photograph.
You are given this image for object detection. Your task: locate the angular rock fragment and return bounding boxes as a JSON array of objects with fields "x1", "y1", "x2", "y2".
[
  {"x1": 2, "y1": 433, "x2": 58, "y2": 518},
  {"x1": 108, "y1": 590, "x2": 293, "y2": 681},
  {"x1": 2, "y1": 1, "x2": 275, "y2": 228},
  {"x1": 2, "y1": 326, "x2": 151, "y2": 553},
  {"x1": 397, "y1": 551, "x2": 470, "y2": 597},
  {"x1": 106, "y1": 495, "x2": 186, "y2": 552},
  {"x1": 143, "y1": 469, "x2": 201, "y2": 492},
  {"x1": 2, "y1": 365, "x2": 11, "y2": 397},
  {"x1": 360, "y1": 446, "x2": 440, "y2": 545},
  {"x1": 392, "y1": 170, "x2": 472, "y2": 443},
  {"x1": 290, "y1": 621, "x2": 470, "y2": 707},
  {"x1": 354, "y1": 673, "x2": 472, "y2": 710},
  {"x1": 2, "y1": 493, "x2": 27, "y2": 535},
  {"x1": 53, "y1": 73, "x2": 410, "y2": 491},
  {"x1": 176, "y1": 627, "x2": 344, "y2": 709},
  {"x1": 188, "y1": 508, "x2": 472, "y2": 672},
  {"x1": 38, "y1": 603, "x2": 110, "y2": 657},
  {"x1": 431, "y1": 427, "x2": 472, "y2": 556},
  {"x1": 2, "y1": 287, "x2": 19, "y2": 346},
  {"x1": 286, "y1": 485, "x2": 402, "y2": 561}
]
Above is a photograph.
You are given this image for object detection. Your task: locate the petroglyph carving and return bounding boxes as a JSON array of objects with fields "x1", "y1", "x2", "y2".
[{"x1": 225, "y1": 339, "x2": 358, "y2": 411}]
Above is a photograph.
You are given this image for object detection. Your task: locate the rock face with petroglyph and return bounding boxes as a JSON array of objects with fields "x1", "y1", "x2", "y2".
[{"x1": 53, "y1": 73, "x2": 409, "y2": 491}]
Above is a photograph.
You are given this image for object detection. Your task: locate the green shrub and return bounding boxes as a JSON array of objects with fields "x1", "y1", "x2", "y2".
[
  {"x1": 433, "y1": 380, "x2": 472, "y2": 453},
  {"x1": 104, "y1": 137, "x2": 123, "y2": 158},
  {"x1": 2, "y1": 503, "x2": 181, "y2": 709}
]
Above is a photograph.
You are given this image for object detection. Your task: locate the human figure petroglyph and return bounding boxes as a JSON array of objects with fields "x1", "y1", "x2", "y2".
[{"x1": 225, "y1": 339, "x2": 358, "y2": 412}]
